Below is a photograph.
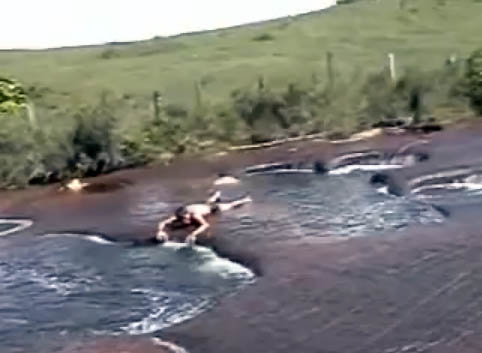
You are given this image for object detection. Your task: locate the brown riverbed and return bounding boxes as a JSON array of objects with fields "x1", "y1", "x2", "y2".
[{"x1": 3, "y1": 122, "x2": 482, "y2": 353}]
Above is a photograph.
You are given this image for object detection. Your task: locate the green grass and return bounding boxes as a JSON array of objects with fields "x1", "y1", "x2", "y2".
[
  {"x1": 0, "y1": 0, "x2": 481, "y2": 188},
  {"x1": 1, "y1": 0, "x2": 481, "y2": 108}
]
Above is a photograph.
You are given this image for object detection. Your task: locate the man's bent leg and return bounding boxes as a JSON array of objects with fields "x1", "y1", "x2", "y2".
[{"x1": 217, "y1": 196, "x2": 252, "y2": 212}]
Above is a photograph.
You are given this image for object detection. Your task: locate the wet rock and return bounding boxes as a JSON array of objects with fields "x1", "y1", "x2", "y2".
[
  {"x1": 415, "y1": 151, "x2": 430, "y2": 162},
  {"x1": 83, "y1": 180, "x2": 130, "y2": 193},
  {"x1": 372, "y1": 119, "x2": 407, "y2": 128},
  {"x1": 28, "y1": 165, "x2": 48, "y2": 185},
  {"x1": 370, "y1": 173, "x2": 390, "y2": 185},
  {"x1": 313, "y1": 161, "x2": 328, "y2": 174},
  {"x1": 370, "y1": 172, "x2": 406, "y2": 196},
  {"x1": 406, "y1": 123, "x2": 443, "y2": 134},
  {"x1": 431, "y1": 204, "x2": 451, "y2": 218}
]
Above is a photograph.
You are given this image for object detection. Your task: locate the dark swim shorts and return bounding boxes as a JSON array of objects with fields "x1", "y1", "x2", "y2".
[{"x1": 210, "y1": 204, "x2": 220, "y2": 214}]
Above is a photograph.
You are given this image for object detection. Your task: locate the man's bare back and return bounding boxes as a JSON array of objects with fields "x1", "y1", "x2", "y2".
[{"x1": 157, "y1": 192, "x2": 252, "y2": 245}]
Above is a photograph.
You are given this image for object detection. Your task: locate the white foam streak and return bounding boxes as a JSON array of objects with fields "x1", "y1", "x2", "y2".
[
  {"x1": 248, "y1": 169, "x2": 313, "y2": 176},
  {"x1": 163, "y1": 242, "x2": 255, "y2": 280},
  {"x1": 123, "y1": 291, "x2": 211, "y2": 335},
  {"x1": 412, "y1": 182, "x2": 482, "y2": 195},
  {"x1": 43, "y1": 233, "x2": 114, "y2": 245},
  {"x1": 329, "y1": 164, "x2": 404, "y2": 176},
  {"x1": 123, "y1": 244, "x2": 255, "y2": 335},
  {"x1": 20, "y1": 268, "x2": 88, "y2": 296},
  {"x1": 0, "y1": 219, "x2": 33, "y2": 237},
  {"x1": 198, "y1": 252, "x2": 255, "y2": 280},
  {"x1": 409, "y1": 168, "x2": 474, "y2": 187},
  {"x1": 376, "y1": 186, "x2": 389, "y2": 195},
  {"x1": 151, "y1": 338, "x2": 189, "y2": 353}
]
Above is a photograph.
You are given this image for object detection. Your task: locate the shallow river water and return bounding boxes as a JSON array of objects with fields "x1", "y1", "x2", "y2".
[{"x1": 1, "y1": 164, "x2": 467, "y2": 353}]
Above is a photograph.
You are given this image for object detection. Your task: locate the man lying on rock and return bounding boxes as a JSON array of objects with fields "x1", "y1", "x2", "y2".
[{"x1": 156, "y1": 191, "x2": 252, "y2": 245}]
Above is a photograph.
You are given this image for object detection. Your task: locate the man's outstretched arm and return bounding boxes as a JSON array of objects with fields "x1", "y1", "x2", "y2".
[{"x1": 157, "y1": 216, "x2": 176, "y2": 241}]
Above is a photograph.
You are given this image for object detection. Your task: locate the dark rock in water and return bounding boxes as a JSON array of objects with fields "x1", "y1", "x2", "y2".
[
  {"x1": 373, "y1": 119, "x2": 443, "y2": 135},
  {"x1": 387, "y1": 179, "x2": 406, "y2": 196},
  {"x1": 373, "y1": 119, "x2": 406, "y2": 128},
  {"x1": 313, "y1": 161, "x2": 328, "y2": 174},
  {"x1": 406, "y1": 124, "x2": 443, "y2": 134},
  {"x1": 415, "y1": 152, "x2": 430, "y2": 162},
  {"x1": 130, "y1": 236, "x2": 165, "y2": 247},
  {"x1": 370, "y1": 173, "x2": 390, "y2": 185},
  {"x1": 370, "y1": 172, "x2": 406, "y2": 196},
  {"x1": 431, "y1": 204, "x2": 451, "y2": 218}
]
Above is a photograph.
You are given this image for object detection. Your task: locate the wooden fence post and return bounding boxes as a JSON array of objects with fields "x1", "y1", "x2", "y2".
[
  {"x1": 388, "y1": 53, "x2": 397, "y2": 82},
  {"x1": 326, "y1": 51, "x2": 335, "y2": 88},
  {"x1": 153, "y1": 90, "x2": 162, "y2": 122}
]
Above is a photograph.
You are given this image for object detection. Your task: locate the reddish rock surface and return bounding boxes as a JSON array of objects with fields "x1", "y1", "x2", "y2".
[{"x1": 4, "y1": 123, "x2": 482, "y2": 353}]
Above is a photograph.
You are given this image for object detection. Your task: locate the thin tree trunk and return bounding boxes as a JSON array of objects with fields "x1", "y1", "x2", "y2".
[{"x1": 25, "y1": 100, "x2": 37, "y2": 128}]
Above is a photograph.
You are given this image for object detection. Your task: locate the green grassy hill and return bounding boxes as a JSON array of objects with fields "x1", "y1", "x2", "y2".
[
  {"x1": 0, "y1": 0, "x2": 481, "y2": 188},
  {"x1": 1, "y1": 0, "x2": 481, "y2": 107}
]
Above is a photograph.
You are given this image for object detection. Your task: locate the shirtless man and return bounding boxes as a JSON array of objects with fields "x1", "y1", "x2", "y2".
[{"x1": 156, "y1": 191, "x2": 252, "y2": 245}]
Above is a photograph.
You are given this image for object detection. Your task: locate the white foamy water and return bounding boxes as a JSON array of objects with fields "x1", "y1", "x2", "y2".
[
  {"x1": 410, "y1": 172, "x2": 482, "y2": 201},
  {"x1": 160, "y1": 243, "x2": 254, "y2": 281},
  {"x1": 0, "y1": 232, "x2": 256, "y2": 351},
  {"x1": 199, "y1": 256, "x2": 254, "y2": 279},
  {"x1": 196, "y1": 248, "x2": 255, "y2": 280},
  {"x1": 151, "y1": 338, "x2": 189, "y2": 353},
  {"x1": 328, "y1": 164, "x2": 404, "y2": 176},
  {"x1": 122, "y1": 243, "x2": 255, "y2": 335},
  {"x1": 123, "y1": 289, "x2": 211, "y2": 335},
  {"x1": 412, "y1": 182, "x2": 482, "y2": 202},
  {"x1": 413, "y1": 182, "x2": 482, "y2": 194},
  {"x1": 376, "y1": 186, "x2": 390, "y2": 195},
  {"x1": 408, "y1": 168, "x2": 474, "y2": 188},
  {"x1": 3, "y1": 157, "x2": 447, "y2": 352},
  {"x1": 19, "y1": 268, "x2": 102, "y2": 296}
]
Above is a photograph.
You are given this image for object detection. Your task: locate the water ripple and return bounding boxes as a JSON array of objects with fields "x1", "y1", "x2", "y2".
[{"x1": 0, "y1": 219, "x2": 33, "y2": 237}]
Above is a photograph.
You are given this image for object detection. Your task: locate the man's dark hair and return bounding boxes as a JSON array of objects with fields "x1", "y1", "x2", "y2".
[{"x1": 175, "y1": 206, "x2": 188, "y2": 219}]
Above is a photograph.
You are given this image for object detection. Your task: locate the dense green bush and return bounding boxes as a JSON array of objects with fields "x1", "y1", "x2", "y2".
[
  {"x1": 0, "y1": 93, "x2": 139, "y2": 187},
  {"x1": 0, "y1": 113, "x2": 35, "y2": 187},
  {"x1": 67, "y1": 103, "x2": 122, "y2": 176},
  {"x1": 466, "y1": 48, "x2": 482, "y2": 114},
  {"x1": 0, "y1": 77, "x2": 27, "y2": 113},
  {"x1": 252, "y1": 33, "x2": 276, "y2": 42},
  {"x1": 1, "y1": 47, "x2": 481, "y2": 189},
  {"x1": 99, "y1": 49, "x2": 121, "y2": 60}
]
